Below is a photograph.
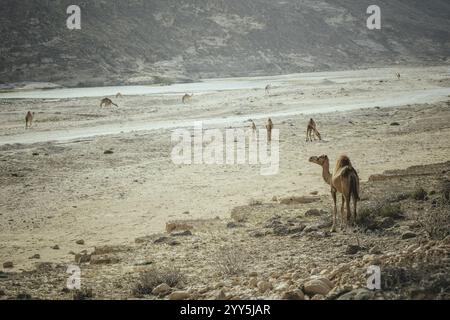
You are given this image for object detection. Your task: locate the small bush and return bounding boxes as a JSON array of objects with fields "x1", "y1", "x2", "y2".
[
  {"x1": 417, "y1": 202, "x2": 450, "y2": 240},
  {"x1": 132, "y1": 267, "x2": 184, "y2": 296},
  {"x1": 212, "y1": 245, "x2": 245, "y2": 275},
  {"x1": 379, "y1": 203, "x2": 404, "y2": 219},
  {"x1": 411, "y1": 188, "x2": 427, "y2": 201}
]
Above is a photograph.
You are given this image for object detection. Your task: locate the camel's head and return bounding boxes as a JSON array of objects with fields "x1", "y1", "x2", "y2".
[{"x1": 309, "y1": 155, "x2": 328, "y2": 166}]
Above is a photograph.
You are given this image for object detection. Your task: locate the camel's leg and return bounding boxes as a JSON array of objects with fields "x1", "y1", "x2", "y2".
[
  {"x1": 306, "y1": 128, "x2": 309, "y2": 142},
  {"x1": 344, "y1": 196, "x2": 351, "y2": 230},
  {"x1": 315, "y1": 129, "x2": 321, "y2": 141},
  {"x1": 340, "y1": 195, "x2": 345, "y2": 230},
  {"x1": 331, "y1": 190, "x2": 337, "y2": 232},
  {"x1": 352, "y1": 196, "x2": 358, "y2": 225}
]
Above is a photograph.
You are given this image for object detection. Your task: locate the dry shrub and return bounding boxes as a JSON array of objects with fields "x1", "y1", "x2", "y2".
[
  {"x1": 417, "y1": 202, "x2": 450, "y2": 240},
  {"x1": 212, "y1": 245, "x2": 245, "y2": 275},
  {"x1": 132, "y1": 267, "x2": 184, "y2": 296}
]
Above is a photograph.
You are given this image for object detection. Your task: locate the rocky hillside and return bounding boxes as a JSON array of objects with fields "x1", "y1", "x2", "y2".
[{"x1": 1, "y1": 0, "x2": 450, "y2": 86}]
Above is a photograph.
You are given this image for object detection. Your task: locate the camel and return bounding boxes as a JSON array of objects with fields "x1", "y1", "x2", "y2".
[
  {"x1": 309, "y1": 155, "x2": 360, "y2": 232},
  {"x1": 182, "y1": 93, "x2": 193, "y2": 104},
  {"x1": 25, "y1": 111, "x2": 34, "y2": 129},
  {"x1": 250, "y1": 120, "x2": 257, "y2": 141},
  {"x1": 100, "y1": 98, "x2": 118, "y2": 108},
  {"x1": 395, "y1": 72, "x2": 401, "y2": 80},
  {"x1": 116, "y1": 92, "x2": 123, "y2": 98},
  {"x1": 306, "y1": 118, "x2": 322, "y2": 142},
  {"x1": 265, "y1": 84, "x2": 271, "y2": 95},
  {"x1": 266, "y1": 118, "x2": 273, "y2": 142}
]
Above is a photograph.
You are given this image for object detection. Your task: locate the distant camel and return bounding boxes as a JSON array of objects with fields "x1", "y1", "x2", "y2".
[
  {"x1": 306, "y1": 118, "x2": 322, "y2": 142},
  {"x1": 25, "y1": 111, "x2": 34, "y2": 129},
  {"x1": 395, "y1": 72, "x2": 401, "y2": 80},
  {"x1": 182, "y1": 93, "x2": 193, "y2": 104},
  {"x1": 116, "y1": 92, "x2": 123, "y2": 98},
  {"x1": 266, "y1": 118, "x2": 273, "y2": 142},
  {"x1": 100, "y1": 98, "x2": 118, "y2": 108},
  {"x1": 250, "y1": 120, "x2": 257, "y2": 140},
  {"x1": 309, "y1": 155, "x2": 360, "y2": 232},
  {"x1": 265, "y1": 84, "x2": 271, "y2": 95}
]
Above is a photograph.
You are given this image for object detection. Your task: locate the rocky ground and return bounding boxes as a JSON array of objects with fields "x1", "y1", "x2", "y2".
[{"x1": 1, "y1": 161, "x2": 449, "y2": 300}]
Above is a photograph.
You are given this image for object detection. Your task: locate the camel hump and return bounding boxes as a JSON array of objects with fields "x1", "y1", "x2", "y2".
[{"x1": 336, "y1": 155, "x2": 352, "y2": 169}]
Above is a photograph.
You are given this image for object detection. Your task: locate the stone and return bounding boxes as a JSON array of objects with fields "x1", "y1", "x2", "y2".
[
  {"x1": 345, "y1": 245, "x2": 362, "y2": 255},
  {"x1": 75, "y1": 253, "x2": 91, "y2": 264},
  {"x1": 2, "y1": 261, "x2": 13, "y2": 269},
  {"x1": 274, "y1": 282, "x2": 289, "y2": 292},
  {"x1": 90, "y1": 255, "x2": 120, "y2": 265},
  {"x1": 311, "y1": 294, "x2": 325, "y2": 300},
  {"x1": 257, "y1": 280, "x2": 272, "y2": 293},
  {"x1": 104, "y1": 150, "x2": 114, "y2": 154},
  {"x1": 153, "y1": 237, "x2": 169, "y2": 244},
  {"x1": 51, "y1": 245, "x2": 60, "y2": 250},
  {"x1": 249, "y1": 278, "x2": 258, "y2": 288},
  {"x1": 281, "y1": 290, "x2": 305, "y2": 300},
  {"x1": 171, "y1": 230, "x2": 192, "y2": 237},
  {"x1": 249, "y1": 271, "x2": 258, "y2": 277},
  {"x1": 305, "y1": 209, "x2": 321, "y2": 217},
  {"x1": 168, "y1": 291, "x2": 190, "y2": 300},
  {"x1": 29, "y1": 254, "x2": 41, "y2": 259},
  {"x1": 303, "y1": 225, "x2": 319, "y2": 233},
  {"x1": 280, "y1": 196, "x2": 319, "y2": 205},
  {"x1": 379, "y1": 217, "x2": 395, "y2": 229},
  {"x1": 76, "y1": 239, "x2": 85, "y2": 245},
  {"x1": 338, "y1": 288, "x2": 375, "y2": 300},
  {"x1": 226, "y1": 222, "x2": 239, "y2": 228},
  {"x1": 152, "y1": 283, "x2": 171, "y2": 296},
  {"x1": 166, "y1": 222, "x2": 193, "y2": 233},
  {"x1": 401, "y1": 231, "x2": 417, "y2": 239},
  {"x1": 303, "y1": 278, "x2": 332, "y2": 296},
  {"x1": 168, "y1": 240, "x2": 180, "y2": 246}
]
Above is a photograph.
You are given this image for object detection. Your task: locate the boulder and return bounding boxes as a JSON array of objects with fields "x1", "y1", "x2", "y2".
[
  {"x1": 152, "y1": 283, "x2": 171, "y2": 296},
  {"x1": 281, "y1": 290, "x2": 305, "y2": 300},
  {"x1": 168, "y1": 291, "x2": 190, "y2": 300},
  {"x1": 303, "y1": 278, "x2": 333, "y2": 296}
]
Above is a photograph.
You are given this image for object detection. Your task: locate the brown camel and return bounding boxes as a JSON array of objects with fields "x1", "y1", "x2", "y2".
[
  {"x1": 395, "y1": 72, "x2": 401, "y2": 80},
  {"x1": 306, "y1": 118, "x2": 321, "y2": 142},
  {"x1": 266, "y1": 118, "x2": 273, "y2": 142},
  {"x1": 182, "y1": 93, "x2": 193, "y2": 104},
  {"x1": 265, "y1": 84, "x2": 271, "y2": 95},
  {"x1": 309, "y1": 155, "x2": 360, "y2": 232},
  {"x1": 25, "y1": 111, "x2": 34, "y2": 129},
  {"x1": 100, "y1": 98, "x2": 118, "y2": 108}
]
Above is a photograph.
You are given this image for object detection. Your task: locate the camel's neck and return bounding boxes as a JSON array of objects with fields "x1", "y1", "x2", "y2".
[{"x1": 322, "y1": 162, "x2": 332, "y2": 185}]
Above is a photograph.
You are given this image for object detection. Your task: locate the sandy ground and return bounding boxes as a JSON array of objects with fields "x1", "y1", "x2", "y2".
[{"x1": 0, "y1": 66, "x2": 449, "y2": 271}]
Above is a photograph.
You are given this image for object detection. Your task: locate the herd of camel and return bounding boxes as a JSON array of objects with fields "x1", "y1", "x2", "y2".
[{"x1": 23, "y1": 72, "x2": 404, "y2": 232}]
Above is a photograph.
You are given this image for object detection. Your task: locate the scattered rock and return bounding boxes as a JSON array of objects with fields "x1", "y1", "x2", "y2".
[
  {"x1": 379, "y1": 217, "x2": 395, "y2": 229},
  {"x1": 152, "y1": 283, "x2": 171, "y2": 296},
  {"x1": 281, "y1": 290, "x2": 305, "y2": 300},
  {"x1": 390, "y1": 122, "x2": 400, "y2": 126},
  {"x1": 310, "y1": 191, "x2": 319, "y2": 195},
  {"x1": 171, "y1": 230, "x2": 192, "y2": 237},
  {"x1": 76, "y1": 240, "x2": 85, "y2": 245},
  {"x1": 29, "y1": 254, "x2": 41, "y2": 259},
  {"x1": 401, "y1": 231, "x2": 417, "y2": 240},
  {"x1": 338, "y1": 288, "x2": 375, "y2": 300},
  {"x1": 257, "y1": 280, "x2": 272, "y2": 293},
  {"x1": 280, "y1": 196, "x2": 319, "y2": 205},
  {"x1": 73, "y1": 288, "x2": 94, "y2": 300},
  {"x1": 168, "y1": 291, "x2": 190, "y2": 300},
  {"x1": 345, "y1": 245, "x2": 362, "y2": 255},
  {"x1": 249, "y1": 278, "x2": 259, "y2": 288},
  {"x1": 16, "y1": 292, "x2": 32, "y2": 300},
  {"x1": 153, "y1": 237, "x2": 169, "y2": 244},
  {"x1": 0, "y1": 289, "x2": 5, "y2": 296},
  {"x1": 168, "y1": 240, "x2": 180, "y2": 246},
  {"x1": 226, "y1": 222, "x2": 239, "y2": 228},
  {"x1": 51, "y1": 245, "x2": 60, "y2": 250},
  {"x1": 104, "y1": 150, "x2": 114, "y2": 155},
  {"x1": 90, "y1": 255, "x2": 120, "y2": 265},
  {"x1": 271, "y1": 196, "x2": 278, "y2": 202},
  {"x1": 369, "y1": 246, "x2": 382, "y2": 255},
  {"x1": 303, "y1": 278, "x2": 333, "y2": 296},
  {"x1": 303, "y1": 225, "x2": 318, "y2": 233},
  {"x1": 305, "y1": 209, "x2": 322, "y2": 217},
  {"x1": 166, "y1": 222, "x2": 193, "y2": 233},
  {"x1": 3, "y1": 261, "x2": 13, "y2": 269},
  {"x1": 75, "y1": 253, "x2": 91, "y2": 264}
]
